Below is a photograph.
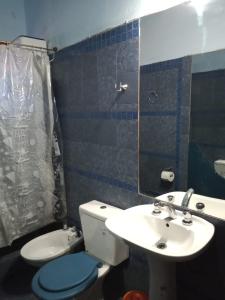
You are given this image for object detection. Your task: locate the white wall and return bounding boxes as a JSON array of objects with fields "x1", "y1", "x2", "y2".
[
  {"x1": 24, "y1": 0, "x2": 186, "y2": 49},
  {"x1": 2, "y1": 0, "x2": 225, "y2": 64},
  {"x1": 0, "y1": 0, "x2": 26, "y2": 40},
  {"x1": 140, "y1": 0, "x2": 225, "y2": 65}
]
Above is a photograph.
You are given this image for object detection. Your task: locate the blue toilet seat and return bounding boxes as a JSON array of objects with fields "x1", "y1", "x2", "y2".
[{"x1": 32, "y1": 251, "x2": 102, "y2": 300}]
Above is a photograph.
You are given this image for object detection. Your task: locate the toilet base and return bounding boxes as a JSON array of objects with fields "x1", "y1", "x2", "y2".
[{"x1": 75, "y1": 276, "x2": 104, "y2": 300}]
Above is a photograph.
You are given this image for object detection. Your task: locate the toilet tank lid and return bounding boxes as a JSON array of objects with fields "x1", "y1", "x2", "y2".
[{"x1": 79, "y1": 200, "x2": 123, "y2": 221}]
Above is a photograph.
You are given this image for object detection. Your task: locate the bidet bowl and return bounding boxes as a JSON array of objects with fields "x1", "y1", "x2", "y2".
[{"x1": 21, "y1": 228, "x2": 83, "y2": 267}]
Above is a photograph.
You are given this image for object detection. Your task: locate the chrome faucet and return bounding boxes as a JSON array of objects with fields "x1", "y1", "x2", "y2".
[
  {"x1": 182, "y1": 188, "x2": 194, "y2": 208},
  {"x1": 153, "y1": 200, "x2": 176, "y2": 220},
  {"x1": 163, "y1": 202, "x2": 177, "y2": 220}
]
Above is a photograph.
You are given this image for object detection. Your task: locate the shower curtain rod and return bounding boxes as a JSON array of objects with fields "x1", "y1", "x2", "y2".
[{"x1": 0, "y1": 40, "x2": 57, "y2": 53}]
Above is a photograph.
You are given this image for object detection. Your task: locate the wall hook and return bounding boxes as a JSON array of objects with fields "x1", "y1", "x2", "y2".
[
  {"x1": 115, "y1": 82, "x2": 128, "y2": 92},
  {"x1": 147, "y1": 90, "x2": 158, "y2": 103}
]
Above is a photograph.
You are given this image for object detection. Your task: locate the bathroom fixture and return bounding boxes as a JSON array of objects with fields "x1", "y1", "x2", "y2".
[
  {"x1": 106, "y1": 203, "x2": 214, "y2": 260},
  {"x1": 63, "y1": 223, "x2": 68, "y2": 230},
  {"x1": 182, "y1": 211, "x2": 193, "y2": 225},
  {"x1": 160, "y1": 201, "x2": 177, "y2": 220},
  {"x1": 157, "y1": 191, "x2": 225, "y2": 220},
  {"x1": 32, "y1": 201, "x2": 129, "y2": 300},
  {"x1": 12, "y1": 36, "x2": 56, "y2": 52},
  {"x1": 147, "y1": 90, "x2": 158, "y2": 104},
  {"x1": 214, "y1": 159, "x2": 225, "y2": 178},
  {"x1": 196, "y1": 202, "x2": 205, "y2": 212},
  {"x1": 152, "y1": 200, "x2": 176, "y2": 220},
  {"x1": 115, "y1": 82, "x2": 128, "y2": 92},
  {"x1": 152, "y1": 200, "x2": 162, "y2": 215},
  {"x1": 106, "y1": 203, "x2": 214, "y2": 300},
  {"x1": 167, "y1": 195, "x2": 174, "y2": 202},
  {"x1": 160, "y1": 169, "x2": 175, "y2": 183},
  {"x1": 181, "y1": 188, "x2": 194, "y2": 207},
  {"x1": 21, "y1": 227, "x2": 83, "y2": 267}
]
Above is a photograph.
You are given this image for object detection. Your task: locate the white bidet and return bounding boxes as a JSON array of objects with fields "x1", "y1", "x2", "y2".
[{"x1": 21, "y1": 227, "x2": 83, "y2": 267}]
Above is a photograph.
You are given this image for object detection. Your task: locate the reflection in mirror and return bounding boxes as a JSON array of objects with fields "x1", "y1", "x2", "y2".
[
  {"x1": 139, "y1": 2, "x2": 225, "y2": 221},
  {"x1": 189, "y1": 49, "x2": 225, "y2": 200},
  {"x1": 139, "y1": 51, "x2": 225, "y2": 220},
  {"x1": 139, "y1": 57, "x2": 191, "y2": 197}
]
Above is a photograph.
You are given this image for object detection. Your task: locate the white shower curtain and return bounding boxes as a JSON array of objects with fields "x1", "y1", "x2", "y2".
[{"x1": 0, "y1": 44, "x2": 60, "y2": 247}]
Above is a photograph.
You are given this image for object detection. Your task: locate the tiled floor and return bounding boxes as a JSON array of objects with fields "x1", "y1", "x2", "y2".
[{"x1": 0, "y1": 250, "x2": 38, "y2": 300}]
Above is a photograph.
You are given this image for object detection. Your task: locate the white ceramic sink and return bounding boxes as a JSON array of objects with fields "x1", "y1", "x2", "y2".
[{"x1": 105, "y1": 204, "x2": 214, "y2": 261}]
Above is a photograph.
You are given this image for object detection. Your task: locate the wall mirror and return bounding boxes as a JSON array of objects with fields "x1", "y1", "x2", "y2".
[{"x1": 139, "y1": 1, "x2": 225, "y2": 221}]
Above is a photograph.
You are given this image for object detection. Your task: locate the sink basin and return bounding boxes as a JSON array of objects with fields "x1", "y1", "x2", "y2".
[{"x1": 105, "y1": 204, "x2": 214, "y2": 261}]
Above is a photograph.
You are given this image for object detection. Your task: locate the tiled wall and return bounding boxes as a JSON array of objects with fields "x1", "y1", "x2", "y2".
[
  {"x1": 52, "y1": 20, "x2": 140, "y2": 221},
  {"x1": 139, "y1": 58, "x2": 192, "y2": 196},
  {"x1": 51, "y1": 20, "x2": 150, "y2": 297},
  {"x1": 50, "y1": 22, "x2": 225, "y2": 300},
  {"x1": 189, "y1": 69, "x2": 225, "y2": 199}
]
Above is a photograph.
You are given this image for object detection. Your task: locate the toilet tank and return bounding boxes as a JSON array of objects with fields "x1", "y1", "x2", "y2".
[{"x1": 79, "y1": 200, "x2": 129, "y2": 266}]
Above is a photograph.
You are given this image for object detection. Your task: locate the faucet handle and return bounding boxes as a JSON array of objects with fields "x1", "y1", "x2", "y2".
[
  {"x1": 167, "y1": 195, "x2": 174, "y2": 203},
  {"x1": 63, "y1": 223, "x2": 68, "y2": 230},
  {"x1": 70, "y1": 226, "x2": 81, "y2": 237},
  {"x1": 152, "y1": 200, "x2": 162, "y2": 215},
  {"x1": 154, "y1": 199, "x2": 161, "y2": 206},
  {"x1": 196, "y1": 202, "x2": 205, "y2": 212},
  {"x1": 182, "y1": 210, "x2": 192, "y2": 226}
]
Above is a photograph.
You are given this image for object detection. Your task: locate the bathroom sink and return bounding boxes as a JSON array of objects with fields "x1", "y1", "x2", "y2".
[{"x1": 105, "y1": 204, "x2": 214, "y2": 261}]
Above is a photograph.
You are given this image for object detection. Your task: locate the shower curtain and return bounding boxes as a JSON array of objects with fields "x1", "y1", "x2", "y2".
[{"x1": 0, "y1": 44, "x2": 66, "y2": 247}]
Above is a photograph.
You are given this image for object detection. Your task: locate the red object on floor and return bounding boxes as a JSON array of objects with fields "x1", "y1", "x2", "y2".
[{"x1": 123, "y1": 290, "x2": 148, "y2": 300}]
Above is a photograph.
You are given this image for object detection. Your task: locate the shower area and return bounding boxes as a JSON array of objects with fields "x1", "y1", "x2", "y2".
[{"x1": 0, "y1": 37, "x2": 65, "y2": 248}]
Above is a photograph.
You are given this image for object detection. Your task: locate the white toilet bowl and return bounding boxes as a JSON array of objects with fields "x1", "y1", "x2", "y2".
[
  {"x1": 31, "y1": 201, "x2": 129, "y2": 300},
  {"x1": 21, "y1": 227, "x2": 83, "y2": 267}
]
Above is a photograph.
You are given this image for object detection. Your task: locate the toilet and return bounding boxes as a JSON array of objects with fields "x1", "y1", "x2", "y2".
[{"x1": 32, "y1": 200, "x2": 129, "y2": 300}]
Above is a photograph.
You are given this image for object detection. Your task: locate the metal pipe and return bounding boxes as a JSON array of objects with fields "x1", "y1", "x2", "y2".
[{"x1": 0, "y1": 40, "x2": 57, "y2": 53}]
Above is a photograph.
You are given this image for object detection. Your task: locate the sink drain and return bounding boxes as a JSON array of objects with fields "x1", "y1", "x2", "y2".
[{"x1": 156, "y1": 239, "x2": 167, "y2": 249}]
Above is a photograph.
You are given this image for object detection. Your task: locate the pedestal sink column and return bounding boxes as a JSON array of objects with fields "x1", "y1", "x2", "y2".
[{"x1": 147, "y1": 255, "x2": 176, "y2": 300}]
